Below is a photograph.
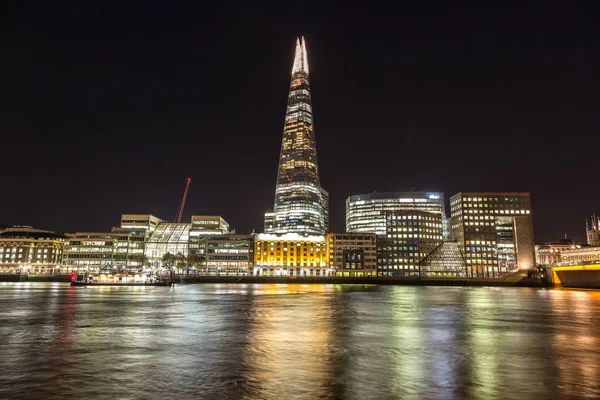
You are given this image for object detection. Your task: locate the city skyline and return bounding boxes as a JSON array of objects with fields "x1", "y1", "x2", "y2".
[{"x1": 1, "y1": 3, "x2": 598, "y2": 243}]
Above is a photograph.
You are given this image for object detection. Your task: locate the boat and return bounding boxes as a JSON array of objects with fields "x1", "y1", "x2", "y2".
[{"x1": 70, "y1": 280, "x2": 172, "y2": 287}]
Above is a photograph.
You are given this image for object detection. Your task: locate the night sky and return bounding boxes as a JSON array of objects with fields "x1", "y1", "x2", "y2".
[{"x1": 1, "y1": 2, "x2": 598, "y2": 243}]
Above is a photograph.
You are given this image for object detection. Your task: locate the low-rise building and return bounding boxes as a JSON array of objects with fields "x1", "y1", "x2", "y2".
[
  {"x1": 0, "y1": 226, "x2": 67, "y2": 274},
  {"x1": 536, "y1": 238, "x2": 575, "y2": 265},
  {"x1": 253, "y1": 233, "x2": 330, "y2": 277},
  {"x1": 327, "y1": 233, "x2": 377, "y2": 277},
  {"x1": 198, "y1": 234, "x2": 253, "y2": 275},
  {"x1": 560, "y1": 246, "x2": 600, "y2": 264},
  {"x1": 63, "y1": 232, "x2": 133, "y2": 272}
]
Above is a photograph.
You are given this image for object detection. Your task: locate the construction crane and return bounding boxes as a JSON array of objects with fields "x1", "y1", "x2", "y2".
[{"x1": 175, "y1": 178, "x2": 191, "y2": 223}]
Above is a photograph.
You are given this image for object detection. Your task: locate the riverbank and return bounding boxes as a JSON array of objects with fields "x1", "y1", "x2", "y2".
[{"x1": 0, "y1": 273, "x2": 547, "y2": 287}]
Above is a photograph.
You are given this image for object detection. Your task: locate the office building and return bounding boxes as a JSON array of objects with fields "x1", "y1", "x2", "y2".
[
  {"x1": 264, "y1": 37, "x2": 326, "y2": 235},
  {"x1": 198, "y1": 234, "x2": 253, "y2": 275},
  {"x1": 63, "y1": 231, "x2": 133, "y2": 271},
  {"x1": 145, "y1": 223, "x2": 191, "y2": 268},
  {"x1": 327, "y1": 233, "x2": 377, "y2": 277},
  {"x1": 0, "y1": 226, "x2": 67, "y2": 274},
  {"x1": 450, "y1": 192, "x2": 535, "y2": 276},
  {"x1": 253, "y1": 233, "x2": 329, "y2": 277},
  {"x1": 346, "y1": 192, "x2": 447, "y2": 238},
  {"x1": 377, "y1": 210, "x2": 443, "y2": 277}
]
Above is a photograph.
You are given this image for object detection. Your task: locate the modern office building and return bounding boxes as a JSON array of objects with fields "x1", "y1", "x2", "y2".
[
  {"x1": 120, "y1": 214, "x2": 163, "y2": 237},
  {"x1": 0, "y1": 226, "x2": 67, "y2": 273},
  {"x1": 198, "y1": 234, "x2": 253, "y2": 276},
  {"x1": 346, "y1": 192, "x2": 447, "y2": 237},
  {"x1": 63, "y1": 231, "x2": 133, "y2": 271},
  {"x1": 327, "y1": 233, "x2": 377, "y2": 277},
  {"x1": 253, "y1": 233, "x2": 329, "y2": 277},
  {"x1": 377, "y1": 210, "x2": 443, "y2": 277},
  {"x1": 450, "y1": 192, "x2": 535, "y2": 276},
  {"x1": 264, "y1": 37, "x2": 326, "y2": 235}
]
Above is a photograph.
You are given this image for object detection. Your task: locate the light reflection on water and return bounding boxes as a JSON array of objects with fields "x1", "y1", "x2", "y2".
[{"x1": 0, "y1": 283, "x2": 599, "y2": 399}]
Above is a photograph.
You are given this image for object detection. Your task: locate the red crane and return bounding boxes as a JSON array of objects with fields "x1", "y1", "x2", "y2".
[{"x1": 175, "y1": 178, "x2": 191, "y2": 223}]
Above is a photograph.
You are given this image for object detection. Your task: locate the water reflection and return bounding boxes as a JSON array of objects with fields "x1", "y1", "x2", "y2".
[{"x1": 0, "y1": 283, "x2": 599, "y2": 399}]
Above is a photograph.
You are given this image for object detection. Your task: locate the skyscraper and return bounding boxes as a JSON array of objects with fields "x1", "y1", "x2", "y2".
[{"x1": 265, "y1": 37, "x2": 325, "y2": 235}]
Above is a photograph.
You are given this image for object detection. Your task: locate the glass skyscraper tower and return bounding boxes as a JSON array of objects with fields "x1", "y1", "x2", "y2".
[{"x1": 264, "y1": 37, "x2": 326, "y2": 235}]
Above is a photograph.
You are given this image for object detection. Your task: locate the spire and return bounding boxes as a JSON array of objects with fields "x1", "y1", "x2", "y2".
[{"x1": 292, "y1": 36, "x2": 309, "y2": 74}]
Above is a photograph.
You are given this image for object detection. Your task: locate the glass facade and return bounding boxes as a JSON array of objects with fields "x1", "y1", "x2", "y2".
[
  {"x1": 265, "y1": 37, "x2": 326, "y2": 235},
  {"x1": 145, "y1": 223, "x2": 191, "y2": 268},
  {"x1": 346, "y1": 192, "x2": 447, "y2": 237}
]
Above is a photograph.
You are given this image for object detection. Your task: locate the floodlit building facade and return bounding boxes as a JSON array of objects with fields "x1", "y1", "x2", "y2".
[
  {"x1": 346, "y1": 192, "x2": 447, "y2": 238},
  {"x1": 560, "y1": 246, "x2": 600, "y2": 264},
  {"x1": 327, "y1": 233, "x2": 377, "y2": 277},
  {"x1": 253, "y1": 233, "x2": 329, "y2": 277},
  {"x1": 450, "y1": 192, "x2": 535, "y2": 277},
  {"x1": 535, "y1": 238, "x2": 575, "y2": 265},
  {"x1": 377, "y1": 210, "x2": 443, "y2": 277},
  {"x1": 0, "y1": 226, "x2": 67, "y2": 274},
  {"x1": 264, "y1": 37, "x2": 326, "y2": 235},
  {"x1": 586, "y1": 216, "x2": 600, "y2": 246}
]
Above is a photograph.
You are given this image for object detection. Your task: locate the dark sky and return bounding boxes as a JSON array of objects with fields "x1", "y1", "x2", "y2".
[{"x1": 1, "y1": 1, "x2": 598, "y2": 243}]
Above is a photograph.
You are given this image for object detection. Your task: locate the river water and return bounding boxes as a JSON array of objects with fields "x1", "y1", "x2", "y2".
[{"x1": 0, "y1": 283, "x2": 598, "y2": 399}]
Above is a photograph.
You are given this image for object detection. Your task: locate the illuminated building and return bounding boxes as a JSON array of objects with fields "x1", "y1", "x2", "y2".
[
  {"x1": 120, "y1": 214, "x2": 163, "y2": 236},
  {"x1": 253, "y1": 233, "x2": 329, "y2": 277},
  {"x1": 377, "y1": 210, "x2": 443, "y2": 277},
  {"x1": 450, "y1": 192, "x2": 535, "y2": 276},
  {"x1": 264, "y1": 37, "x2": 326, "y2": 235},
  {"x1": 0, "y1": 226, "x2": 67, "y2": 274},
  {"x1": 145, "y1": 223, "x2": 191, "y2": 267},
  {"x1": 346, "y1": 192, "x2": 447, "y2": 238},
  {"x1": 198, "y1": 234, "x2": 253, "y2": 275},
  {"x1": 327, "y1": 233, "x2": 377, "y2": 277},
  {"x1": 144, "y1": 215, "x2": 230, "y2": 268},
  {"x1": 63, "y1": 232, "x2": 133, "y2": 271},
  {"x1": 586, "y1": 215, "x2": 600, "y2": 246},
  {"x1": 535, "y1": 237, "x2": 574, "y2": 265},
  {"x1": 560, "y1": 245, "x2": 600, "y2": 264},
  {"x1": 321, "y1": 187, "x2": 330, "y2": 233},
  {"x1": 419, "y1": 241, "x2": 467, "y2": 277}
]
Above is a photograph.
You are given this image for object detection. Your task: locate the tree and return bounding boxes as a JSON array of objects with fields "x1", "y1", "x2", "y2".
[
  {"x1": 175, "y1": 253, "x2": 187, "y2": 273},
  {"x1": 162, "y1": 252, "x2": 176, "y2": 269}
]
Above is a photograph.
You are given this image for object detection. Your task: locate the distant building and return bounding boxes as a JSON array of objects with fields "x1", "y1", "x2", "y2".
[
  {"x1": 120, "y1": 214, "x2": 163, "y2": 237},
  {"x1": 377, "y1": 210, "x2": 443, "y2": 277},
  {"x1": 145, "y1": 223, "x2": 191, "y2": 268},
  {"x1": 346, "y1": 191, "x2": 447, "y2": 238},
  {"x1": 144, "y1": 215, "x2": 230, "y2": 268},
  {"x1": 0, "y1": 226, "x2": 67, "y2": 273},
  {"x1": 327, "y1": 233, "x2": 377, "y2": 277},
  {"x1": 560, "y1": 246, "x2": 600, "y2": 264},
  {"x1": 535, "y1": 237, "x2": 575, "y2": 265},
  {"x1": 63, "y1": 232, "x2": 133, "y2": 271},
  {"x1": 198, "y1": 234, "x2": 253, "y2": 276},
  {"x1": 253, "y1": 233, "x2": 329, "y2": 277},
  {"x1": 586, "y1": 216, "x2": 600, "y2": 246},
  {"x1": 450, "y1": 192, "x2": 535, "y2": 276}
]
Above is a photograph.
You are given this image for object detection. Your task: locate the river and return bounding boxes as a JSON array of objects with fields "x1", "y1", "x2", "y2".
[{"x1": 0, "y1": 283, "x2": 598, "y2": 399}]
